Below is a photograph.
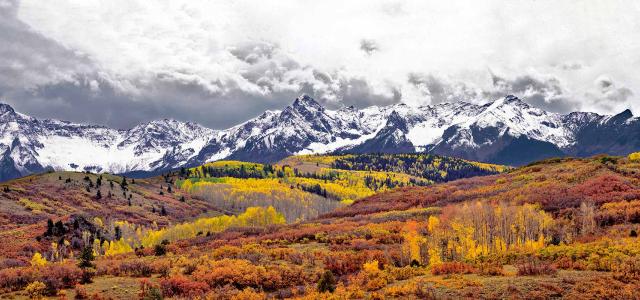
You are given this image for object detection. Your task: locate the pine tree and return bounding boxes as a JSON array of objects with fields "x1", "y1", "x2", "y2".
[
  {"x1": 317, "y1": 270, "x2": 336, "y2": 293},
  {"x1": 114, "y1": 226, "x2": 121, "y2": 240},
  {"x1": 78, "y1": 246, "x2": 94, "y2": 269},
  {"x1": 46, "y1": 219, "x2": 54, "y2": 236},
  {"x1": 78, "y1": 246, "x2": 95, "y2": 283}
]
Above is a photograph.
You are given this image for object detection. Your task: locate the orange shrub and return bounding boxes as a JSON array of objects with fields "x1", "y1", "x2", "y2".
[
  {"x1": 0, "y1": 263, "x2": 81, "y2": 294},
  {"x1": 98, "y1": 259, "x2": 153, "y2": 277},
  {"x1": 160, "y1": 275, "x2": 210, "y2": 298},
  {"x1": 192, "y1": 259, "x2": 306, "y2": 291},
  {"x1": 477, "y1": 263, "x2": 505, "y2": 276},
  {"x1": 430, "y1": 262, "x2": 477, "y2": 275}
]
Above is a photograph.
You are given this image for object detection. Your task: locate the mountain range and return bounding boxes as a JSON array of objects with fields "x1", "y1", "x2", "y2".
[{"x1": 0, "y1": 94, "x2": 638, "y2": 181}]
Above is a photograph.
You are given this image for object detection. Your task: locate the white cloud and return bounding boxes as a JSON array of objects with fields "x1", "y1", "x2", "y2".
[{"x1": 10, "y1": 0, "x2": 640, "y2": 123}]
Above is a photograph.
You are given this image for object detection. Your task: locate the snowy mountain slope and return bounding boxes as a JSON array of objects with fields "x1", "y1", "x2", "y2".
[
  {"x1": 0, "y1": 94, "x2": 638, "y2": 181},
  {"x1": 0, "y1": 103, "x2": 216, "y2": 180}
]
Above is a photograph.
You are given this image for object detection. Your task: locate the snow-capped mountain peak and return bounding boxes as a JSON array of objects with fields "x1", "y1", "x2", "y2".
[{"x1": 0, "y1": 94, "x2": 638, "y2": 181}]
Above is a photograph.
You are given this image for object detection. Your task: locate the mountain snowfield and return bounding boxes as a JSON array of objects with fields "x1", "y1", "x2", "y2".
[{"x1": 0, "y1": 95, "x2": 638, "y2": 181}]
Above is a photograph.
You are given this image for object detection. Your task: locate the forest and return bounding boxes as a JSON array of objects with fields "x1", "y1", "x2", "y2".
[{"x1": 0, "y1": 153, "x2": 639, "y2": 298}]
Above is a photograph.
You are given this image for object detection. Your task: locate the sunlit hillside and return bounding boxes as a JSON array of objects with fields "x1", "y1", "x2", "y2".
[
  {"x1": 0, "y1": 153, "x2": 637, "y2": 299},
  {"x1": 176, "y1": 154, "x2": 503, "y2": 222}
]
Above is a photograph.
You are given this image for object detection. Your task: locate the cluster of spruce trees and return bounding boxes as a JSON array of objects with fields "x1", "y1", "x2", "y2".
[{"x1": 332, "y1": 153, "x2": 501, "y2": 182}]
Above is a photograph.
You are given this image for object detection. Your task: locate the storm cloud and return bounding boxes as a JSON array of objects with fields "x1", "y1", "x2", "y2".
[{"x1": 1, "y1": 0, "x2": 638, "y2": 129}]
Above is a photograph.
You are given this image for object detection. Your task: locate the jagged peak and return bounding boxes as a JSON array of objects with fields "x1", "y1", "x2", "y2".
[
  {"x1": 608, "y1": 108, "x2": 633, "y2": 124},
  {"x1": 483, "y1": 95, "x2": 531, "y2": 112},
  {"x1": 384, "y1": 110, "x2": 409, "y2": 132},
  {"x1": 292, "y1": 94, "x2": 323, "y2": 111},
  {"x1": 0, "y1": 102, "x2": 16, "y2": 115},
  {"x1": 504, "y1": 95, "x2": 520, "y2": 103}
]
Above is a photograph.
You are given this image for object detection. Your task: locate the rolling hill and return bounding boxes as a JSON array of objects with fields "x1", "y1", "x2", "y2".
[
  {"x1": 0, "y1": 153, "x2": 502, "y2": 261},
  {"x1": 0, "y1": 153, "x2": 639, "y2": 298}
]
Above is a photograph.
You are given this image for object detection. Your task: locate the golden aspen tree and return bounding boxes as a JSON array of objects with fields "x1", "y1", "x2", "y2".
[{"x1": 30, "y1": 252, "x2": 47, "y2": 267}]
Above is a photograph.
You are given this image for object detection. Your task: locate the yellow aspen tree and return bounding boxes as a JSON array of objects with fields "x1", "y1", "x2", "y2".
[
  {"x1": 30, "y1": 252, "x2": 47, "y2": 267},
  {"x1": 427, "y1": 215, "x2": 440, "y2": 233}
]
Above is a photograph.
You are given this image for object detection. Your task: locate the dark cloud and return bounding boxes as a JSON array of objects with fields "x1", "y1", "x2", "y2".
[
  {"x1": 488, "y1": 72, "x2": 581, "y2": 113},
  {"x1": 595, "y1": 76, "x2": 633, "y2": 103},
  {"x1": 0, "y1": 1, "x2": 93, "y2": 91},
  {"x1": 407, "y1": 73, "x2": 480, "y2": 104},
  {"x1": 335, "y1": 78, "x2": 401, "y2": 108},
  {"x1": 1, "y1": 0, "x2": 623, "y2": 131},
  {"x1": 360, "y1": 39, "x2": 379, "y2": 55}
]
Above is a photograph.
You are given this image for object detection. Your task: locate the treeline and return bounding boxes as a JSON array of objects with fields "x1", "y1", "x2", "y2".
[
  {"x1": 184, "y1": 163, "x2": 288, "y2": 179},
  {"x1": 331, "y1": 153, "x2": 504, "y2": 182}
]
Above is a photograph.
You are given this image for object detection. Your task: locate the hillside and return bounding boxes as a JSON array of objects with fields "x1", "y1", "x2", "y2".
[
  {"x1": 1, "y1": 154, "x2": 640, "y2": 299},
  {"x1": 0, "y1": 153, "x2": 501, "y2": 261},
  {"x1": 175, "y1": 154, "x2": 503, "y2": 222},
  {"x1": 330, "y1": 154, "x2": 640, "y2": 218},
  {"x1": 0, "y1": 171, "x2": 222, "y2": 261}
]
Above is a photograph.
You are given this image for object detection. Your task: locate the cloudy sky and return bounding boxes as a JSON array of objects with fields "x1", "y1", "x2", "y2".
[{"x1": 1, "y1": 0, "x2": 639, "y2": 129}]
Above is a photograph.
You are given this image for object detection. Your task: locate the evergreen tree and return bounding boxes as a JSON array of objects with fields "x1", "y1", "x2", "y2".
[
  {"x1": 78, "y1": 246, "x2": 94, "y2": 269},
  {"x1": 114, "y1": 226, "x2": 121, "y2": 240},
  {"x1": 45, "y1": 219, "x2": 54, "y2": 236},
  {"x1": 317, "y1": 270, "x2": 337, "y2": 293},
  {"x1": 78, "y1": 246, "x2": 95, "y2": 284}
]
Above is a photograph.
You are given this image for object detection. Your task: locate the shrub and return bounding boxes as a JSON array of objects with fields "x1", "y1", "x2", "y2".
[
  {"x1": 192, "y1": 258, "x2": 307, "y2": 291},
  {"x1": 356, "y1": 260, "x2": 390, "y2": 291},
  {"x1": 160, "y1": 275, "x2": 210, "y2": 298},
  {"x1": 322, "y1": 251, "x2": 366, "y2": 276},
  {"x1": 515, "y1": 259, "x2": 557, "y2": 276},
  {"x1": 477, "y1": 263, "x2": 505, "y2": 276},
  {"x1": 387, "y1": 265, "x2": 424, "y2": 281},
  {"x1": 0, "y1": 267, "x2": 36, "y2": 292},
  {"x1": 430, "y1": 262, "x2": 477, "y2": 275},
  {"x1": 154, "y1": 244, "x2": 167, "y2": 256},
  {"x1": 100, "y1": 259, "x2": 153, "y2": 277},
  {"x1": 139, "y1": 278, "x2": 163, "y2": 300},
  {"x1": 613, "y1": 257, "x2": 640, "y2": 283},
  {"x1": 74, "y1": 284, "x2": 89, "y2": 299},
  {"x1": 41, "y1": 264, "x2": 83, "y2": 294},
  {"x1": 231, "y1": 288, "x2": 266, "y2": 300},
  {"x1": 24, "y1": 281, "x2": 46, "y2": 299}
]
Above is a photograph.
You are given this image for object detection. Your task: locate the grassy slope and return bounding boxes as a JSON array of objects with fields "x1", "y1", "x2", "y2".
[
  {"x1": 1, "y1": 155, "x2": 639, "y2": 298},
  {"x1": 329, "y1": 155, "x2": 640, "y2": 218},
  {"x1": 0, "y1": 171, "x2": 220, "y2": 260}
]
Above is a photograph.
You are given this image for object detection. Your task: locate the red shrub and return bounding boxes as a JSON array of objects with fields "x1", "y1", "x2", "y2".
[
  {"x1": 98, "y1": 259, "x2": 153, "y2": 277},
  {"x1": 41, "y1": 263, "x2": 82, "y2": 293},
  {"x1": 516, "y1": 259, "x2": 557, "y2": 276},
  {"x1": 160, "y1": 275, "x2": 210, "y2": 297},
  {"x1": 430, "y1": 262, "x2": 477, "y2": 275},
  {"x1": 0, "y1": 267, "x2": 36, "y2": 292}
]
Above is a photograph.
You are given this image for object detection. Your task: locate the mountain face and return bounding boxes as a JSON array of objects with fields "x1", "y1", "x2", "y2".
[{"x1": 0, "y1": 95, "x2": 638, "y2": 181}]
